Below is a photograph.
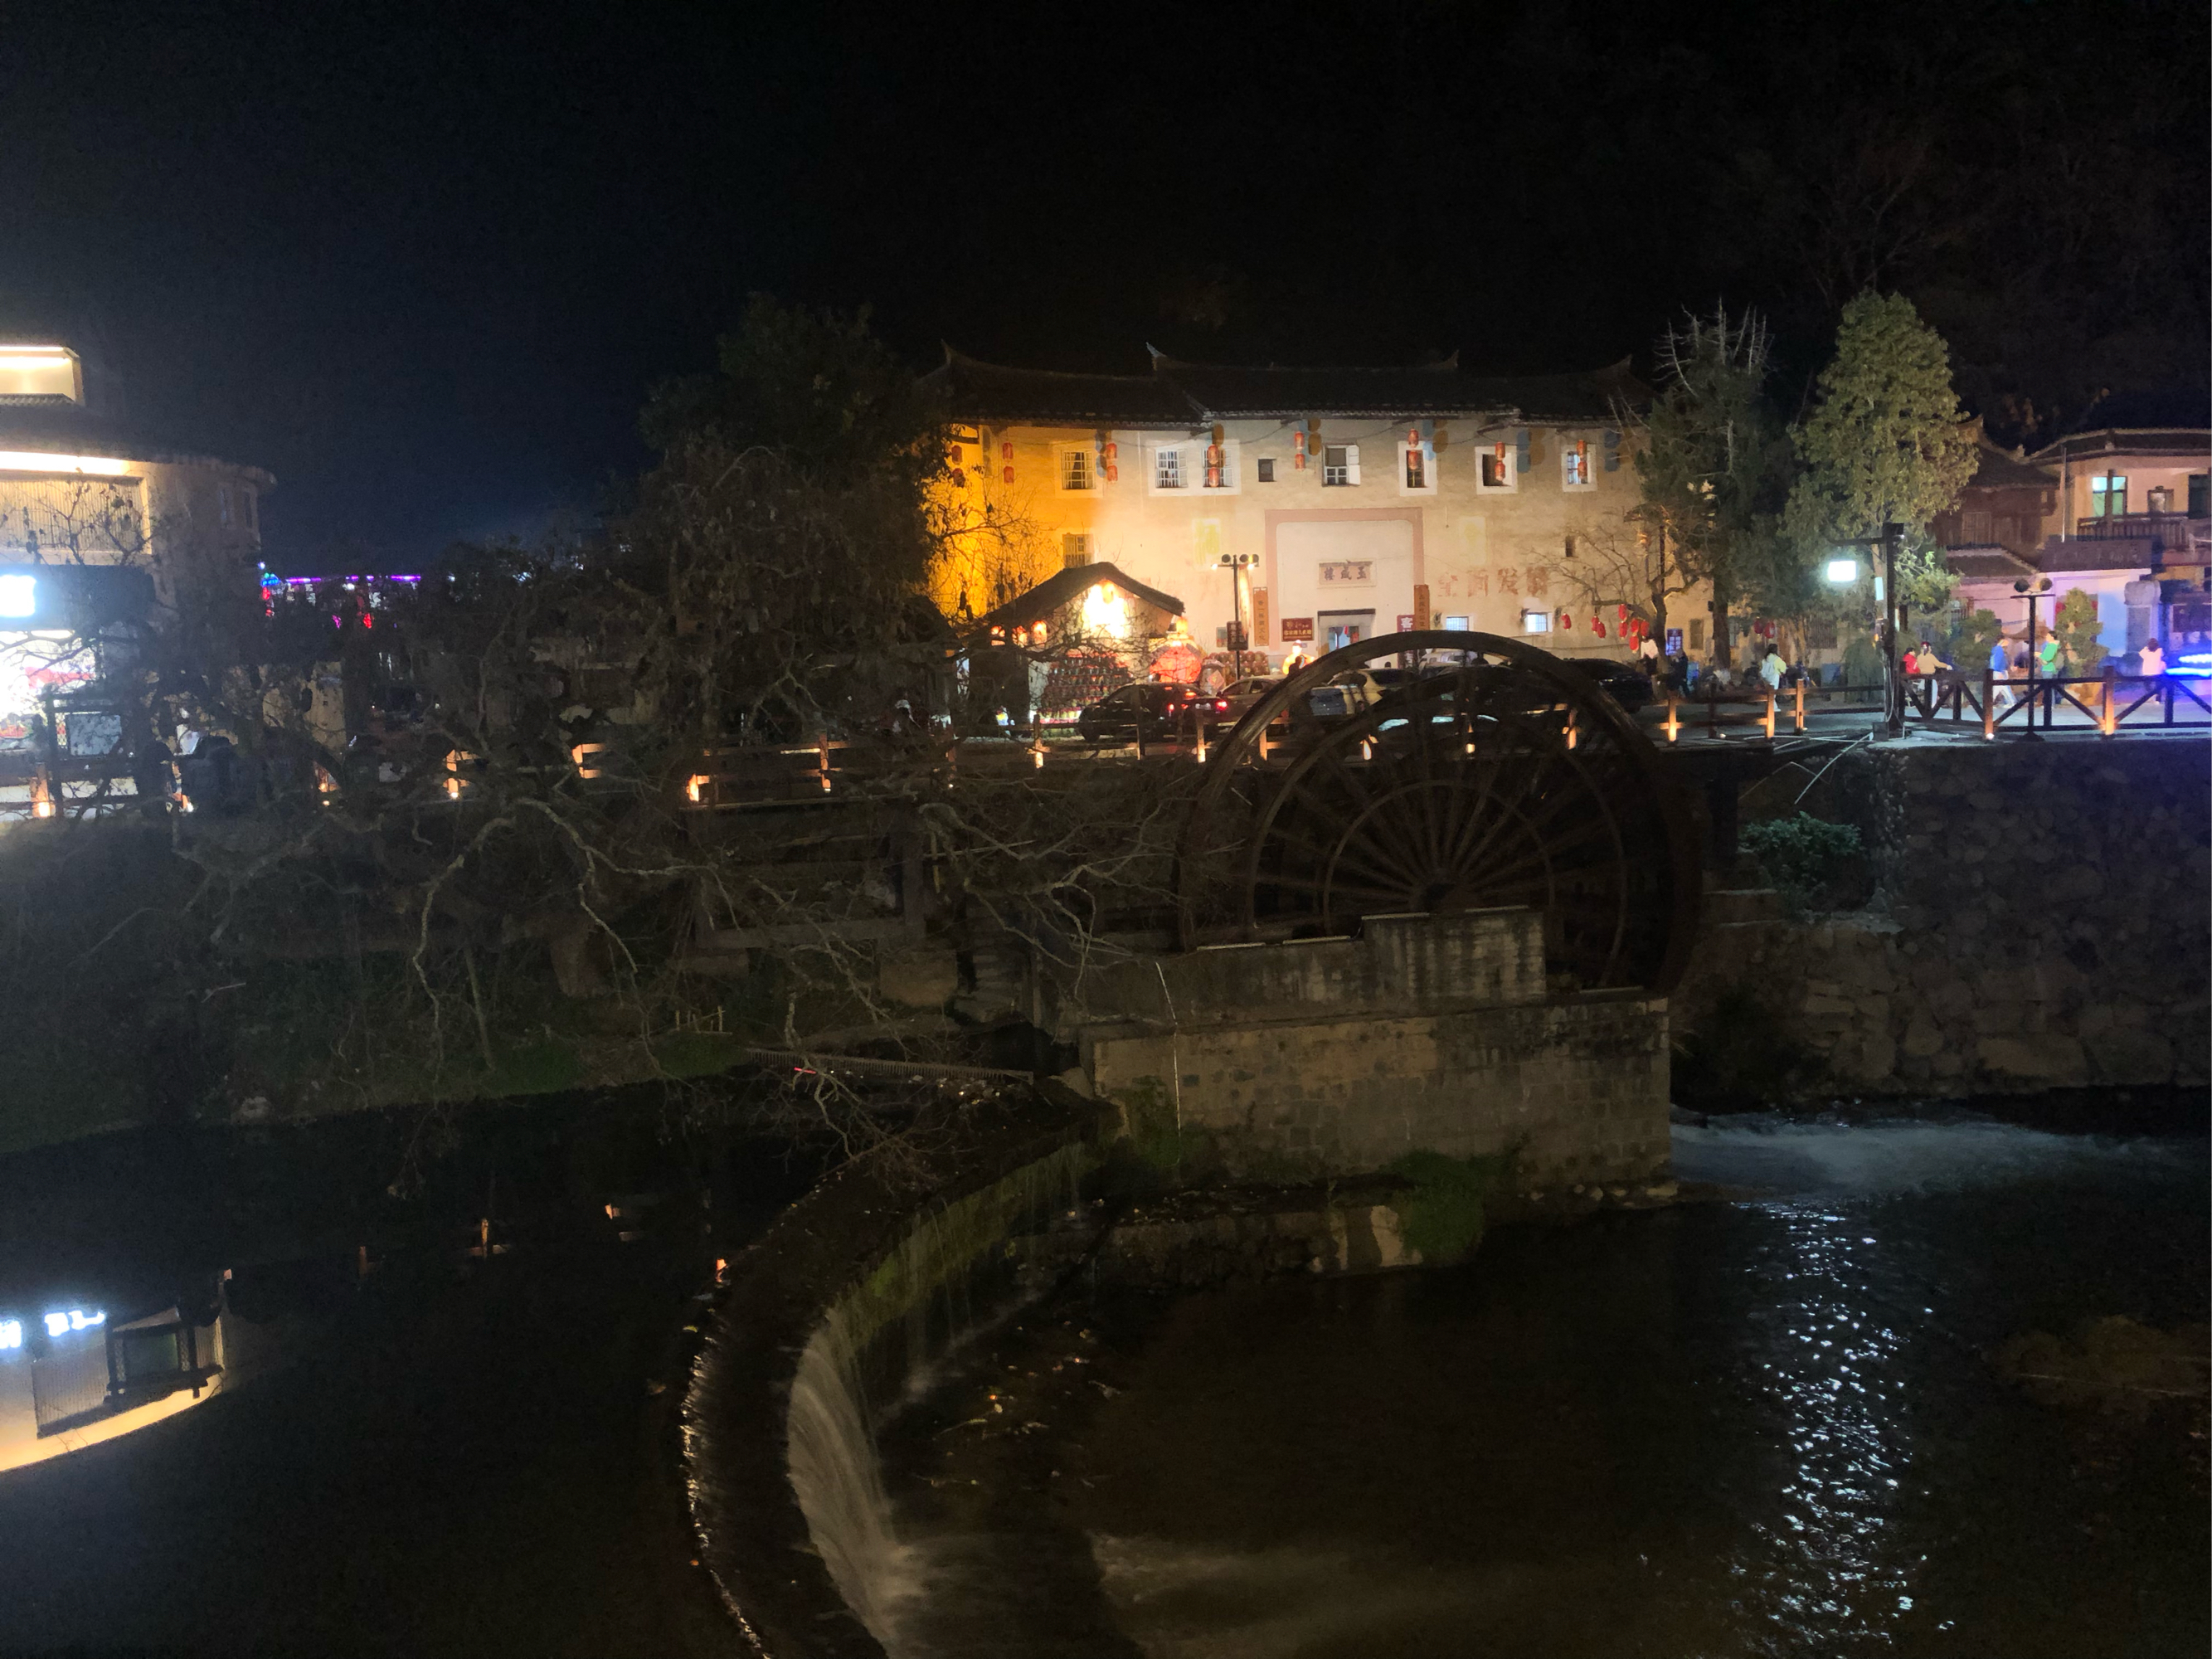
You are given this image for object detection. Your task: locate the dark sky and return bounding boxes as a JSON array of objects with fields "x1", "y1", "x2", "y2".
[{"x1": 3, "y1": 0, "x2": 2204, "y2": 567}]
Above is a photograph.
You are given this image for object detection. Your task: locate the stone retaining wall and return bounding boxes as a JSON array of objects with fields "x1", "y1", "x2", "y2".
[
  {"x1": 1072, "y1": 910, "x2": 1672, "y2": 1186},
  {"x1": 1676, "y1": 737, "x2": 2210, "y2": 1095}
]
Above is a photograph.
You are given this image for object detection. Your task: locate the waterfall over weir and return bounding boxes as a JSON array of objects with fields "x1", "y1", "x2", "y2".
[{"x1": 685, "y1": 1095, "x2": 1096, "y2": 1659}]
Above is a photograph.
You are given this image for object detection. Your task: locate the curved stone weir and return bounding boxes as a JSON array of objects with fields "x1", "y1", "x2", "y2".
[{"x1": 684, "y1": 1087, "x2": 1101, "y2": 1657}]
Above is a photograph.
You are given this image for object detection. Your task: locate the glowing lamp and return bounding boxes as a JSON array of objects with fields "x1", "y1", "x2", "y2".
[
  {"x1": 1825, "y1": 558, "x2": 1859, "y2": 584},
  {"x1": 0, "y1": 572, "x2": 35, "y2": 617}
]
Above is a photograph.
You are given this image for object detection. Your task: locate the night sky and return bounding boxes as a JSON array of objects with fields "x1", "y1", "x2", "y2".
[{"x1": 3, "y1": 0, "x2": 2204, "y2": 567}]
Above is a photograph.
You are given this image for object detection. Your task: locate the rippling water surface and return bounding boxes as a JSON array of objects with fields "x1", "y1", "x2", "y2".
[{"x1": 882, "y1": 1117, "x2": 2208, "y2": 1658}]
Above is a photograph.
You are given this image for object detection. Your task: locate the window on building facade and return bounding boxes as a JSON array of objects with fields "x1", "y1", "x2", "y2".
[
  {"x1": 1061, "y1": 447, "x2": 1094, "y2": 490},
  {"x1": 1688, "y1": 618, "x2": 1705, "y2": 650},
  {"x1": 1322, "y1": 445, "x2": 1359, "y2": 486},
  {"x1": 2091, "y1": 474, "x2": 2127, "y2": 517},
  {"x1": 1480, "y1": 445, "x2": 1514, "y2": 489},
  {"x1": 1062, "y1": 533, "x2": 1092, "y2": 569},
  {"x1": 1201, "y1": 442, "x2": 1237, "y2": 490},
  {"x1": 1563, "y1": 439, "x2": 1594, "y2": 488},
  {"x1": 1404, "y1": 445, "x2": 1426, "y2": 489},
  {"x1": 1257, "y1": 457, "x2": 1274, "y2": 483},
  {"x1": 1155, "y1": 447, "x2": 1184, "y2": 489},
  {"x1": 2190, "y1": 474, "x2": 2209, "y2": 518}
]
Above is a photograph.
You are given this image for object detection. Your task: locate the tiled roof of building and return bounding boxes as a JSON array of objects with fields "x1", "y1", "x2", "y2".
[
  {"x1": 926, "y1": 347, "x2": 1649, "y2": 427},
  {"x1": 972, "y1": 561, "x2": 1185, "y2": 630},
  {"x1": 1945, "y1": 544, "x2": 2037, "y2": 581},
  {"x1": 922, "y1": 351, "x2": 1194, "y2": 426},
  {"x1": 1962, "y1": 440, "x2": 2055, "y2": 490},
  {"x1": 2034, "y1": 537, "x2": 2158, "y2": 574},
  {"x1": 0, "y1": 397, "x2": 272, "y2": 479},
  {"x1": 2027, "y1": 427, "x2": 2212, "y2": 465}
]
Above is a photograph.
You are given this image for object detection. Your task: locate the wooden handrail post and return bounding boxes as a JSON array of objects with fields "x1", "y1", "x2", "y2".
[
  {"x1": 2099, "y1": 665, "x2": 2116, "y2": 736},
  {"x1": 1762, "y1": 690, "x2": 1776, "y2": 739},
  {"x1": 1792, "y1": 678, "x2": 1805, "y2": 732}
]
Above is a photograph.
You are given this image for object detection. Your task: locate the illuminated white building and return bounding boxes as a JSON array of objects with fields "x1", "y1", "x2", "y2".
[{"x1": 0, "y1": 342, "x2": 274, "y2": 803}]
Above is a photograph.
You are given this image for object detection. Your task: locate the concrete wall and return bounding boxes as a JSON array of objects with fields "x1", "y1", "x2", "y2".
[
  {"x1": 1678, "y1": 737, "x2": 2211, "y2": 1095},
  {"x1": 1072, "y1": 908, "x2": 1671, "y2": 1186}
]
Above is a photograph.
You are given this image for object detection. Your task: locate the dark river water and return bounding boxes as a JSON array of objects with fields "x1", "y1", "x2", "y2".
[
  {"x1": 0, "y1": 1090, "x2": 815, "y2": 1657},
  {"x1": 0, "y1": 1102, "x2": 2203, "y2": 1657},
  {"x1": 879, "y1": 1115, "x2": 2209, "y2": 1659}
]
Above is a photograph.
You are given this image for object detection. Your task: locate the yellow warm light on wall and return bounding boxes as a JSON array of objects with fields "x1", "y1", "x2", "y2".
[
  {"x1": 1081, "y1": 581, "x2": 1130, "y2": 639},
  {"x1": 0, "y1": 450, "x2": 132, "y2": 476}
]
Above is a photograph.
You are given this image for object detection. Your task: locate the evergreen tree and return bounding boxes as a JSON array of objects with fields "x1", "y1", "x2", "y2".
[{"x1": 1784, "y1": 290, "x2": 1978, "y2": 547}]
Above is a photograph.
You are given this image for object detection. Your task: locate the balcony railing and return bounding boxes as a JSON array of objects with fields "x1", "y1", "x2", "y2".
[{"x1": 2072, "y1": 512, "x2": 2211, "y2": 552}]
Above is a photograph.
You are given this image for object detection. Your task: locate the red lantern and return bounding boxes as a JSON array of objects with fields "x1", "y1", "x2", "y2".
[
  {"x1": 1617, "y1": 604, "x2": 1630, "y2": 623},
  {"x1": 1001, "y1": 440, "x2": 1014, "y2": 461},
  {"x1": 1560, "y1": 611, "x2": 1573, "y2": 630},
  {"x1": 1103, "y1": 440, "x2": 1117, "y2": 462},
  {"x1": 1594, "y1": 619, "x2": 1608, "y2": 637},
  {"x1": 1206, "y1": 444, "x2": 1221, "y2": 467},
  {"x1": 1003, "y1": 465, "x2": 1014, "y2": 484},
  {"x1": 1105, "y1": 463, "x2": 1119, "y2": 482},
  {"x1": 1293, "y1": 431, "x2": 1306, "y2": 456}
]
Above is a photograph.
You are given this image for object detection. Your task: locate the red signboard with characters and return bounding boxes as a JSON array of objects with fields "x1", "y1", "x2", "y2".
[{"x1": 1279, "y1": 616, "x2": 1315, "y2": 642}]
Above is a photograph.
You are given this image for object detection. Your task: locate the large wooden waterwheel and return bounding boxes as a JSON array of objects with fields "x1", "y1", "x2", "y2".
[{"x1": 1174, "y1": 631, "x2": 1699, "y2": 993}]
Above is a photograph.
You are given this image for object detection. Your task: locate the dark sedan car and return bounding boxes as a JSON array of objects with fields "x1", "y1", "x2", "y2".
[
  {"x1": 1076, "y1": 682, "x2": 1231, "y2": 743},
  {"x1": 1562, "y1": 657, "x2": 1655, "y2": 713}
]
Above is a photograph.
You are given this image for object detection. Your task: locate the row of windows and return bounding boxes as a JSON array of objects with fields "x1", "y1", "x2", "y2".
[
  {"x1": 1056, "y1": 434, "x2": 1616, "y2": 495},
  {"x1": 2088, "y1": 474, "x2": 2210, "y2": 517}
]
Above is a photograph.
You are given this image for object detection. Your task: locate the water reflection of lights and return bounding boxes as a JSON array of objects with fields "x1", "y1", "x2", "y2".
[{"x1": 1743, "y1": 1204, "x2": 1915, "y2": 1649}]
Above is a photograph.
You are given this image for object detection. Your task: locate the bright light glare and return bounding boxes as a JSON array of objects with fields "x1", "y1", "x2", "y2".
[
  {"x1": 0, "y1": 1319, "x2": 21, "y2": 1350},
  {"x1": 0, "y1": 573, "x2": 33, "y2": 618},
  {"x1": 70, "y1": 1309, "x2": 103, "y2": 1331},
  {"x1": 42, "y1": 1312, "x2": 68, "y2": 1337},
  {"x1": 0, "y1": 450, "x2": 130, "y2": 475},
  {"x1": 1080, "y1": 581, "x2": 1130, "y2": 639},
  {"x1": 1826, "y1": 558, "x2": 1859, "y2": 583}
]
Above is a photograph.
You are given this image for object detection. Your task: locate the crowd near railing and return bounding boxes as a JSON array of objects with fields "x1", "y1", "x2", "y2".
[{"x1": 1657, "y1": 667, "x2": 2211, "y2": 742}]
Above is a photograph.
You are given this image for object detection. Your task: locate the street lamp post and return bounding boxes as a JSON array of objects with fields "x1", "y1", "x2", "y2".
[
  {"x1": 1879, "y1": 520, "x2": 1903, "y2": 739},
  {"x1": 2014, "y1": 575, "x2": 2054, "y2": 741}
]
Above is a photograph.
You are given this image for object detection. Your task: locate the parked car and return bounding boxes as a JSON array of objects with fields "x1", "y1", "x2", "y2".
[
  {"x1": 1561, "y1": 657, "x2": 1655, "y2": 713},
  {"x1": 1219, "y1": 676, "x2": 1284, "y2": 725},
  {"x1": 1075, "y1": 682, "x2": 1233, "y2": 743},
  {"x1": 1295, "y1": 666, "x2": 1433, "y2": 725}
]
